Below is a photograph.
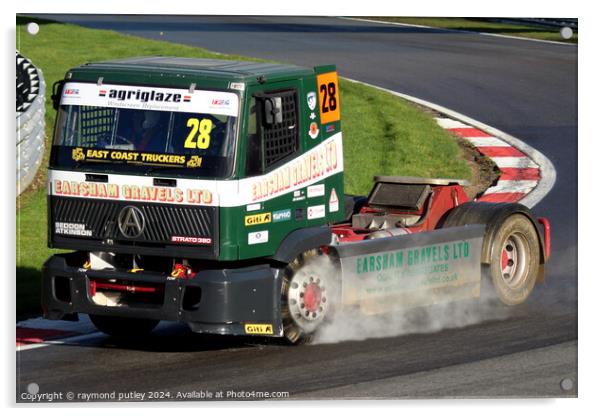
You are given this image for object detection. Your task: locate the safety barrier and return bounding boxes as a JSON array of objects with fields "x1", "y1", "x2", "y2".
[{"x1": 16, "y1": 51, "x2": 46, "y2": 195}]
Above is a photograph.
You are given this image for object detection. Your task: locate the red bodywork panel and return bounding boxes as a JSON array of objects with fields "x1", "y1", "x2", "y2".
[
  {"x1": 537, "y1": 217, "x2": 551, "y2": 259},
  {"x1": 89, "y1": 279, "x2": 164, "y2": 296},
  {"x1": 331, "y1": 184, "x2": 469, "y2": 242}
]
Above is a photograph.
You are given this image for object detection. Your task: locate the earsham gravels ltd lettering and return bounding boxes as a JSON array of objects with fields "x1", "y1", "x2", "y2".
[{"x1": 53, "y1": 180, "x2": 213, "y2": 205}]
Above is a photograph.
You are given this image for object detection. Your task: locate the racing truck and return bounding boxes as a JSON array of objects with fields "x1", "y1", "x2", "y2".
[{"x1": 42, "y1": 57, "x2": 551, "y2": 344}]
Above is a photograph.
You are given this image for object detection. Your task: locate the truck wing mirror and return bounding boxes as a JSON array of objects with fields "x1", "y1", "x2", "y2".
[
  {"x1": 51, "y1": 80, "x2": 65, "y2": 111},
  {"x1": 263, "y1": 96, "x2": 283, "y2": 126}
]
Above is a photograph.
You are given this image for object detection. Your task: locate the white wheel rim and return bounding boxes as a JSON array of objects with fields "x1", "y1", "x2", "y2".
[
  {"x1": 500, "y1": 233, "x2": 529, "y2": 289},
  {"x1": 287, "y1": 268, "x2": 329, "y2": 333}
]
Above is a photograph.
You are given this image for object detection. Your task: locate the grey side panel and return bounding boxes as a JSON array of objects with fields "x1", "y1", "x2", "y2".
[
  {"x1": 334, "y1": 224, "x2": 485, "y2": 258},
  {"x1": 334, "y1": 225, "x2": 485, "y2": 312}
]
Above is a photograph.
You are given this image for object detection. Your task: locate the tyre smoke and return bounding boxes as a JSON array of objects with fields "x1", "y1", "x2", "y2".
[{"x1": 299, "y1": 253, "x2": 513, "y2": 344}]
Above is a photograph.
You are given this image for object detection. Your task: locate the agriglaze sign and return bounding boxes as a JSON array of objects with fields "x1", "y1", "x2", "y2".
[{"x1": 60, "y1": 82, "x2": 239, "y2": 117}]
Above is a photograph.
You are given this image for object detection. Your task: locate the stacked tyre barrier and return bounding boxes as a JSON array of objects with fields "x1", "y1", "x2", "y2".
[{"x1": 16, "y1": 51, "x2": 46, "y2": 195}]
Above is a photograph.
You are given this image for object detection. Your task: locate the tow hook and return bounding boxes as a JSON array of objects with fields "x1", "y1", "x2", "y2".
[{"x1": 171, "y1": 263, "x2": 196, "y2": 279}]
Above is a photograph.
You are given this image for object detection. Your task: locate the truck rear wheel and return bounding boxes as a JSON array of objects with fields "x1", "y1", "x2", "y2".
[
  {"x1": 89, "y1": 314, "x2": 159, "y2": 338},
  {"x1": 486, "y1": 214, "x2": 539, "y2": 305},
  {"x1": 441, "y1": 202, "x2": 544, "y2": 306},
  {"x1": 281, "y1": 249, "x2": 339, "y2": 344}
]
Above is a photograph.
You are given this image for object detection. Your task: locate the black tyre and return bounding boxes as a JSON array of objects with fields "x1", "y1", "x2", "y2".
[
  {"x1": 486, "y1": 214, "x2": 540, "y2": 305},
  {"x1": 281, "y1": 249, "x2": 340, "y2": 345},
  {"x1": 89, "y1": 314, "x2": 159, "y2": 338}
]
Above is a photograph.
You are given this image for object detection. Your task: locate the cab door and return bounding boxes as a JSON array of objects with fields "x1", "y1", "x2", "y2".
[{"x1": 238, "y1": 80, "x2": 309, "y2": 259}]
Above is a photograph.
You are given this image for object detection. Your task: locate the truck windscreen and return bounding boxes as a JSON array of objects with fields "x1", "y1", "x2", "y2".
[{"x1": 49, "y1": 83, "x2": 240, "y2": 178}]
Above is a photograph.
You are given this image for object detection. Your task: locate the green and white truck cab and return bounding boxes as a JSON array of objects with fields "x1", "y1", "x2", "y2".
[{"x1": 42, "y1": 57, "x2": 549, "y2": 344}]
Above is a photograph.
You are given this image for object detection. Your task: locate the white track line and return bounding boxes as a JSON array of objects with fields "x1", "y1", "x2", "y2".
[
  {"x1": 462, "y1": 137, "x2": 511, "y2": 147},
  {"x1": 483, "y1": 180, "x2": 539, "y2": 195},
  {"x1": 339, "y1": 17, "x2": 576, "y2": 47},
  {"x1": 17, "y1": 315, "x2": 101, "y2": 351},
  {"x1": 490, "y1": 156, "x2": 539, "y2": 169},
  {"x1": 17, "y1": 332, "x2": 107, "y2": 352},
  {"x1": 435, "y1": 117, "x2": 471, "y2": 129}
]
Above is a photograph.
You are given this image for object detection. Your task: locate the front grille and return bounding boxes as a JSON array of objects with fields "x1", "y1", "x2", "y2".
[{"x1": 50, "y1": 196, "x2": 216, "y2": 245}]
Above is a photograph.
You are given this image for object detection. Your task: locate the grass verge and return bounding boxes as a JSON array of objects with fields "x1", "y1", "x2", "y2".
[
  {"x1": 16, "y1": 16, "x2": 471, "y2": 317},
  {"x1": 361, "y1": 17, "x2": 577, "y2": 43}
]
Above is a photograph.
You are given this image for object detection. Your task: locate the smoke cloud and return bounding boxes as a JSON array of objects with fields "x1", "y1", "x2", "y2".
[{"x1": 298, "y1": 253, "x2": 514, "y2": 345}]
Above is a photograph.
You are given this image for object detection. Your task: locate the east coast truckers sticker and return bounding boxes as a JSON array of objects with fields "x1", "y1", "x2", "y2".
[{"x1": 70, "y1": 147, "x2": 203, "y2": 169}]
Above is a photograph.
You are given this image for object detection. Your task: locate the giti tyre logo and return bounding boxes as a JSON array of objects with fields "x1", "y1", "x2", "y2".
[
  {"x1": 245, "y1": 212, "x2": 272, "y2": 227},
  {"x1": 100, "y1": 87, "x2": 183, "y2": 103},
  {"x1": 244, "y1": 323, "x2": 274, "y2": 335},
  {"x1": 118, "y1": 206, "x2": 146, "y2": 238}
]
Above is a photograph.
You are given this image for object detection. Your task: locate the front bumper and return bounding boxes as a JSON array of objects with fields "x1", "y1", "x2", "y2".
[{"x1": 42, "y1": 253, "x2": 284, "y2": 337}]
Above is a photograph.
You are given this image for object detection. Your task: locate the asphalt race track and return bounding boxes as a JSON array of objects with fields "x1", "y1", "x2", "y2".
[{"x1": 17, "y1": 15, "x2": 578, "y2": 400}]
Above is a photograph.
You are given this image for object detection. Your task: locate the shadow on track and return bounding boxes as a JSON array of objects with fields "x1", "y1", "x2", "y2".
[{"x1": 68, "y1": 322, "x2": 294, "y2": 353}]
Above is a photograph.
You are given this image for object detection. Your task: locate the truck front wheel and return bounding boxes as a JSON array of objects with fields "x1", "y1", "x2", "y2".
[
  {"x1": 281, "y1": 249, "x2": 339, "y2": 344},
  {"x1": 89, "y1": 314, "x2": 159, "y2": 338}
]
